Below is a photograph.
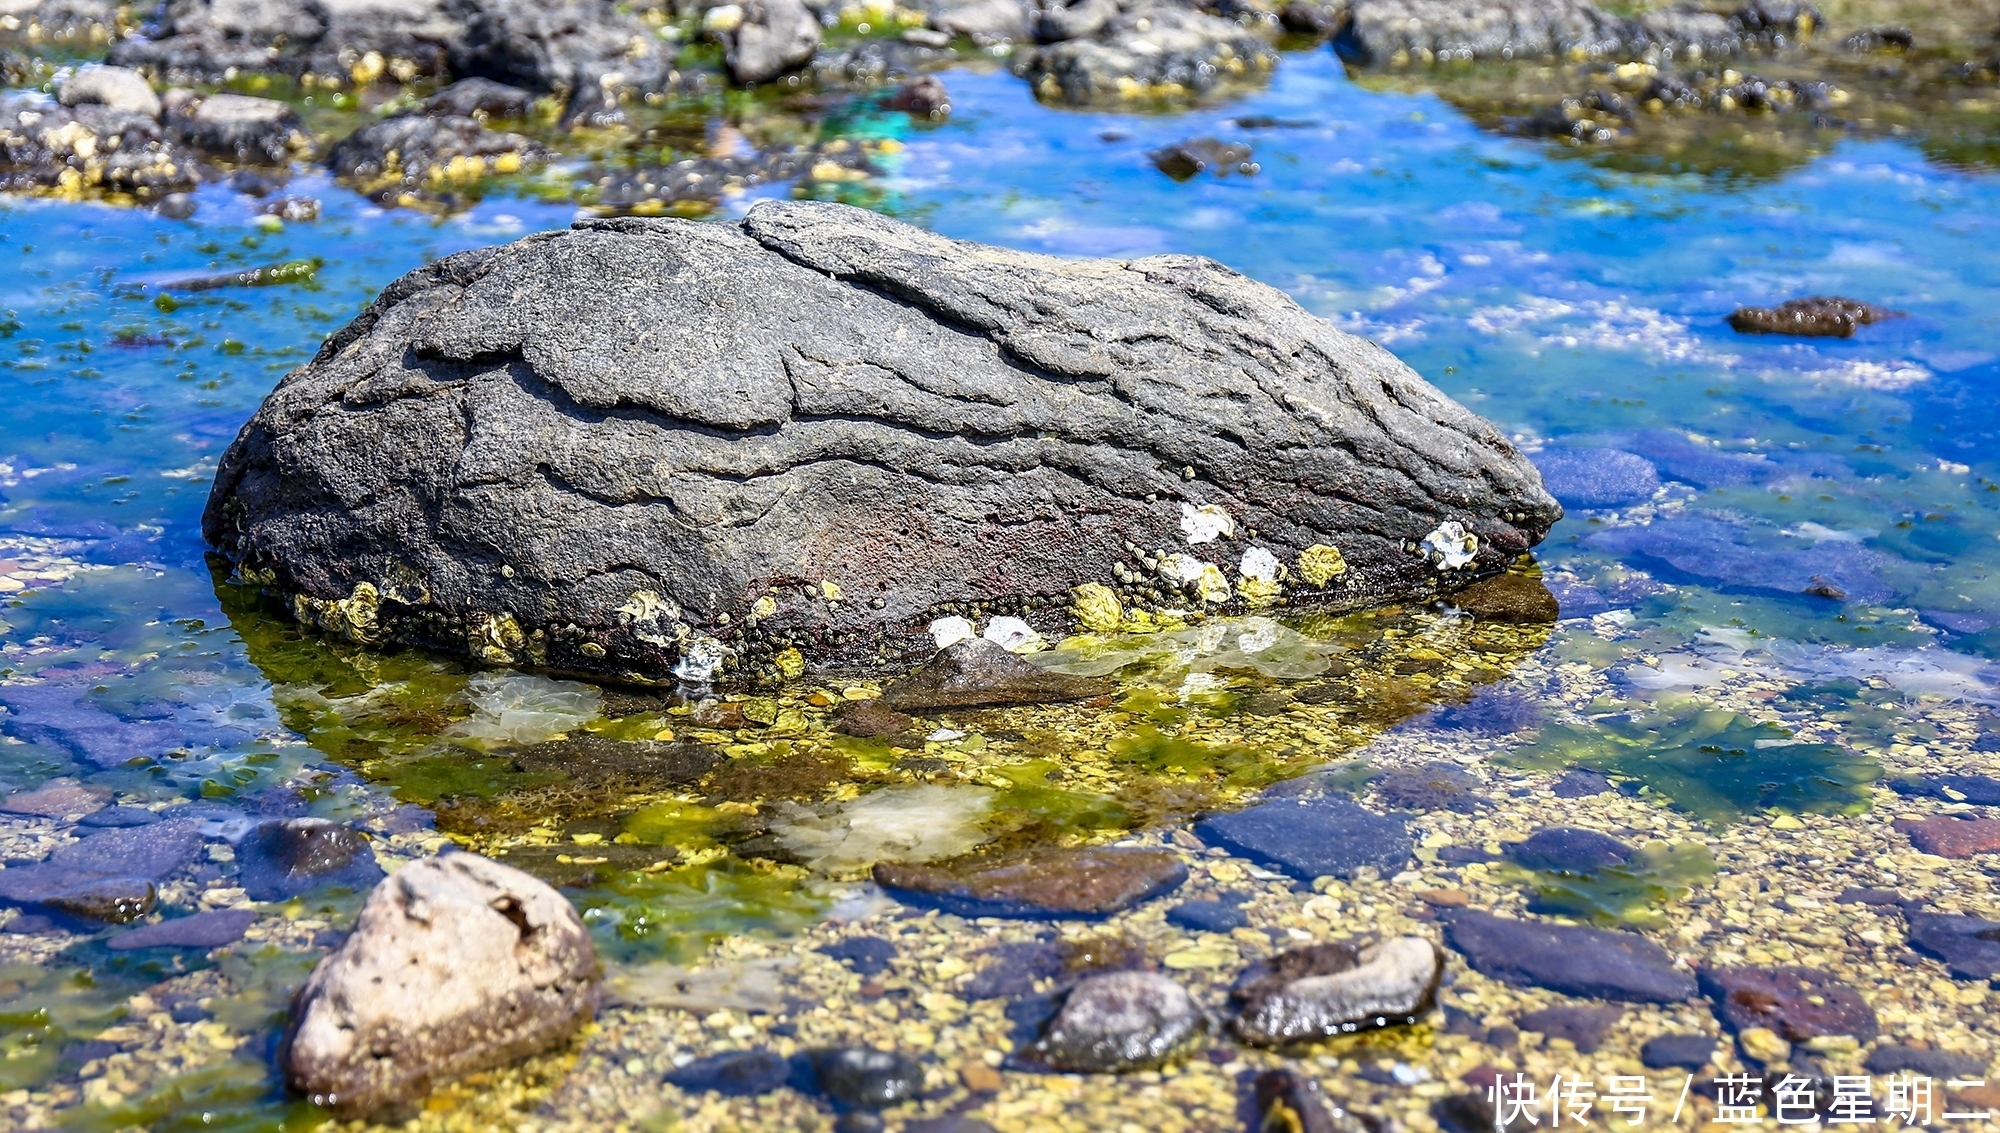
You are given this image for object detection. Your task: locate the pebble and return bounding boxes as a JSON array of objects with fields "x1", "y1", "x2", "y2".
[
  {"x1": 1164, "y1": 899, "x2": 1247, "y2": 932},
  {"x1": 106, "y1": 908, "x2": 256, "y2": 950},
  {"x1": 1194, "y1": 795, "x2": 1411, "y2": 881},
  {"x1": 1640, "y1": 1033, "x2": 1717, "y2": 1070},
  {"x1": 1023, "y1": 971, "x2": 1204, "y2": 1072},
  {"x1": 1503, "y1": 827, "x2": 1639, "y2": 873},
  {"x1": 1444, "y1": 911, "x2": 1697, "y2": 1002},
  {"x1": 878, "y1": 640, "x2": 1112, "y2": 711},
  {"x1": 1905, "y1": 912, "x2": 2000, "y2": 979},
  {"x1": 810, "y1": 1047, "x2": 924, "y2": 1110},
  {"x1": 1699, "y1": 966, "x2": 1879, "y2": 1042},
  {"x1": 832, "y1": 700, "x2": 918, "y2": 739},
  {"x1": 663, "y1": 1048, "x2": 791, "y2": 1096},
  {"x1": 873, "y1": 845, "x2": 1187, "y2": 918},
  {"x1": 1515, "y1": 1004, "x2": 1623, "y2": 1053},
  {"x1": 1864, "y1": 1044, "x2": 1988, "y2": 1079},
  {"x1": 1892, "y1": 816, "x2": 2000, "y2": 858},
  {"x1": 1551, "y1": 768, "x2": 1615, "y2": 798},
  {"x1": 1230, "y1": 937, "x2": 1442, "y2": 1045}
]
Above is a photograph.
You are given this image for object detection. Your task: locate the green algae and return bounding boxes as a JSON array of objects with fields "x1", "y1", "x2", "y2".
[
  {"x1": 573, "y1": 858, "x2": 828, "y2": 966},
  {"x1": 1496, "y1": 840, "x2": 1716, "y2": 929},
  {"x1": 55, "y1": 1056, "x2": 324, "y2": 1133},
  {"x1": 1501, "y1": 708, "x2": 1881, "y2": 822},
  {"x1": 982, "y1": 759, "x2": 1133, "y2": 843},
  {"x1": 621, "y1": 800, "x2": 737, "y2": 851}
]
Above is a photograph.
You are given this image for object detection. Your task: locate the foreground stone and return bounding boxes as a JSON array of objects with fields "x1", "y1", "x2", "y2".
[
  {"x1": 873, "y1": 844, "x2": 1187, "y2": 917},
  {"x1": 1444, "y1": 911, "x2": 1696, "y2": 1003},
  {"x1": 1699, "y1": 965, "x2": 1879, "y2": 1042},
  {"x1": 283, "y1": 853, "x2": 598, "y2": 1118},
  {"x1": 1023, "y1": 970, "x2": 1203, "y2": 1071},
  {"x1": 204, "y1": 200, "x2": 1557, "y2": 683},
  {"x1": 1230, "y1": 937, "x2": 1442, "y2": 1044}
]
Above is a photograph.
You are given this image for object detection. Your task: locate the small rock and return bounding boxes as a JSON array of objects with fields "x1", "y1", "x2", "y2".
[
  {"x1": 1699, "y1": 966, "x2": 1879, "y2": 1043},
  {"x1": 1891, "y1": 774, "x2": 2000, "y2": 806},
  {"x1": 1835, "y1": 887, "x2": 1906, "y2": 906},
  {"x1": 1905, "y1": 912, "x2": 2000, "y2": 980},
  {"x1": 1893, "y1": 817, "x2": 2000, "y2": 859},
  {"x1": 1375, "y1": 762, "x2": 1487, "y2": 814},
  {"x1": 821, "y1": 936, "x2": 898, "y2": 976},
  {"x1": 810, "y1": 1047, "x2": 924, "y2": 1110},
  {"x1": 724, "y1": 0, "x2": 821, "y2": 84},
  {"x1": 1024, "y1": 970, "x2": 1203, "y2": 1072},
  {"x1": 238, "y1": 818, "x2": 383, "y2": 901},
  {"x1": 1727, "y1": 297, "x2": 1902, "y2": 338},
  {"x1": 1428, "y1": 686, "x2": 1544, "y2": 736},
  {"x1": 169, "y1": 92, "x2": 307, "y2": 165},
  {"x1": 1230, "y1": 937, "x2": 1442, "y2": 1045},
  {"x1": 107, "y1": 908, "x2": 256, "y2": 950},
  {"x1": 886, "y1": 75, "x2": 951, "y2": 118},
  {"x1": 1641, "y1": 1033, "x2": 1717, "y2": 1070},
  {"x1": 1194, "y1": 795, "x2": 1412, "y2": 881},
  {"x1": 56, "y1": 66, "x2": 161, "y2": 119},
  {"x1": 0, "y1": 778, "x2": 106, "y2": 818},
  {"x1": 54, "y1": 817, "x2": 206, "y2": 878},
  {"x1": 1444, "y1": 911, "x2": 1697, "y2": 1003},
  {"x1": 1865, "y1": 1044, "x2": 1987, "y2": 1080},
  {"x1": 1532, "y1": 448, "x2": 1660, "y2": 509},
  {"x1": 1551, "y1": 769, "x2": 1614, "y2": 798},
  {"x1": 78, "y1": 805, "x2": 161, "y2": 828},
  {"x1": 1255, "y1": 1067, "x2": 1368, "y2": 1132},
  {"x1": 1165, "y1": 899, "x2": 1246, "y2": 932},
  {"x1": 1150, "y1": 138, "x2": 1253, "y2": 181},
  {"x1": 1516, "y1": 1005, "x2": 1623, "y2": 1053},
  {"x1": 420, "y1": 78, "x2": 534, "y2": 120},
  {"x1": 1448, "y1": 570, "x2": 1562, "y2": 624},
  {"x1": 879, "y1": 640, "x2": 1113, "y2": 712},
  {"x1": 1504, "y1": 827, "x2": 1639, "y2": 874},
  {"x1": 873, "y1": 844, "x2": 1186, "y2": 918},
  {"x1": 41, "y1": 877, "x2": 156, "y2": 923},
  {"x1": 832, "y1": 700, "x2": 918, "y2": 739},
  {"x1": 158, "y1": 192, "x2": 197, "y2": 219},
  {"x1": 1418, "y1": 888, "x2": 1469, "y2": 908},
  {"x1": 1, "y1": 914, "x2": 58, "y2": 935},
  {"x1": 282, "y1": 853, "x2": 599, "y2": 1118},
  {"x1": 665, "y1": 1048, "x2": 790, "y2": 1096},
  {"x1": 1737, "y1": 1026, "x2": 1791, "y2": 1065}
]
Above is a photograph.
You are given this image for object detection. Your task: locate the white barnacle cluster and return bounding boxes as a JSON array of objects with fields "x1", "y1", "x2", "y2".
[
  {"x1": 619, "y1": 588, "x2": 733, "y2": 682},
  {"x1": 927, "y1": 614, "x2": 1045, "y2": 653},
  {"x1": 1421, "y1": 521, "x2": 1479, "y2": 570}
]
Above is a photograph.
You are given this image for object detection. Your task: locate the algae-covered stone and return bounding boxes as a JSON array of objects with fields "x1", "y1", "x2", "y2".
[
  {"x1": 1024, "y1": 970, "x2": 1203, "y2": 1072},
  {"x1": 873, "y1": 844, "x2": 1187, "y2": 917},
  {"x1": 205, "y1": 200, "x2": 1557, "y2": 682}
]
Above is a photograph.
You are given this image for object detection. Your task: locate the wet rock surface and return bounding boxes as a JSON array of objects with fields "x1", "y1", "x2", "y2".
[
  {"x1": 1164, "y1": 898, "x2": 1246, "y2": 932},
  {"x1": 873, "y1": 844, "x2": 1187, "y2": 917},
  {"x1": 204, "y1": 200, "x2": 1555, "y2": 682},
  {"x1": 1503, "y1": 826, "x2": 1639, "y2": 873},
  {"x1": 1023, "y1": 970, "x2": 1203, "y2": 1071},
  {"x1": 282, "y1": 853, "x2": 599, "y2": 1118},
  {"x1": 1727, "y1": 296, "x2": 1902, "y2": 337},
  {"x1": 237, "y1": 818, "x2": 383, "y2": 900},
  {"x1": 107, "y1": 907, "x2": 256, "y2": 950},
  {"x1": 1018, "y1": 3, "x2": 1280, "y2": 105},
  {"x1": 1255, "y1": 1067, "x2": 1368, "y2": 1132},
  {"x1": 0, "y1": 777, "x2": 106, "y2": 817},
  {"x1": 810, "y1": 1047, "x2": 924, "y2": 1109},
  {"x1": 1230, "y1": 937, "x2": 1442, "y2": 1044},
  {"x1": 327, "y1": 113, "x2": 550, "y2": 203},
  {"x1": 1894, "y1": 816, "x2": 2000, "y2": 858},
  {"x1": 1640, "y1": 1032, "x2": 1717, "y2": 1070},
  {"x1": 0, "y1": 97, "x2": 199, "y2": 200},
  {"x1": 1444, "y1": 911, "x2": 1697, "y2": 1002},
  {"x1": 1195, "y1": 795, "x2": 1412, "y2": 880},
  {"x1": 881, "y1": 640, "x2": 1113, "y2": 711},
  {"x1": 1700, "y1": 965, "x2": 1878, "y2": 1042},
  {"x1": 1905, "y1": 912, "x2": 2000, "y2": 980}
]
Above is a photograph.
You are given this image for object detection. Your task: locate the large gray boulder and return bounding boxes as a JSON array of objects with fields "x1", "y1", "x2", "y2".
[
  {"x1": 1338, "y1": 0, "x2": 1819, "y2": 65},
  {"x1": 282, "y1": 852, "x2": 598, "y2": 1117},
  {"x1": 203, "y1": 200, "x2": 1558, "y2": 684}
]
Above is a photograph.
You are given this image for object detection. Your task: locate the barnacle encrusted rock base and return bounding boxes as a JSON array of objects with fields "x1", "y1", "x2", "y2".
[{"x1": 203, "y1": 200, "x2": 1558, "y2": 683}]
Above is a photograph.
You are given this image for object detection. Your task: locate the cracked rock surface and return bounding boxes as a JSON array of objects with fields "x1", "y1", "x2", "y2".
[{"x1": 203, "y1": 199, "x2": 1557, "y2": 682}]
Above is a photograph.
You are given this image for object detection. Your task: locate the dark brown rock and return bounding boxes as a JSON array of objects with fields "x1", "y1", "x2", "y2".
[
  {"x1": 1727, "y1": 297, "x2": 1902, "y2": 338},
  {"x1": 1699, "y1": 966, "x2": 1879, "y2": 1042},
  {"x1": 1894, "y1": 816, "x2": 2000, "y2": 859},
  {"x1": 873, "y1": 844, "x2": 1187, "y2": 917},
  {"x1": 832, "y1": 699, "x2": 918, "y2": 738},
  {"x1": 0, "y1": 778, "x2": 106, "y2": 818},
  {"x1": 1517, "y1": 1004, "x2": 1623, "y2": 1052},
  {"x1": 1151, "y1": 137, "x2": 1253, "y2": 181}
]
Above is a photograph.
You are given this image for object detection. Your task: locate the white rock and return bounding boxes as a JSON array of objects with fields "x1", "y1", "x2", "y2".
[
  {"x1": 57, "y1": 66, "x2": 162, "y2": 119},
  {"x1": 928, "y1": 614, "x2": 977, "y2": 648},
  {"x1": 1179, "y1": 502, "x2": 1235, "y2": 545},
  {"x1": 702, "y1": 3, "x2": 745, "y2": 31},
  {"x1": 283, "y1": 853, "x2": 598, "y2": 1118},
  {"x1": 982, "y1": 614, "x2": 1044, "y2": 653}
]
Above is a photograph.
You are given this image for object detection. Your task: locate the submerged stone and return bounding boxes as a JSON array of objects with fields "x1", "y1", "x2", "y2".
[
  {"x1": 202, "y1": 200, "x2": 1557, "y2": 682},
  {"x1": 1701, "y1": 966, "x2": 1878, "y2": 1042},
  {"x1": 666, "y1": 1048, "x2": 791, "y2": 1096},
  {"x1": 1255, "y1": 1068, "x2": 1370, "y2": 1133},
  {"x1": 1150, "y1": 137, "x2": 1254, "y2": 181},
  {"x1": 1024, "y1": 970, "x2": 1203, "y2": 1072},
  {"x1": 108, "y1": 908, "x2": 257, "y2": 950},
  {"x1": 1893, "y1": 816, "x2": 2000, "y2": 859},
  {"x1": 1904, "y1": 913, "x2": 2000, "y2": 980},
  {"x1": 238, "y1": 819, "x2": 384, "y2": 901},
  {"x1": 512, "y1": 734, "x2": 720, "y2": 788},
  {"x1": 1588, "y1": 512, "x2": 1900, "y2": 605},
  {"x1": 1230, "y1": 937, "x2": 1442, "y2": 1045},
  {"x1": 0, "y1": 778, "x2": 106, "y2": 818},
  {"x1": 880, "y1": 640, "x2": 1112, "y2": 711},
  {"x1": 1374, "y1": 762, "x2": 1487, "y2": 814},
  {"x1": 1532, "y1": 447, "x2": 1660, "y2": 509},
  {"x1": 1444, "y1": 911, "x2": 1696, "y2": 1003},
  {"x1": 1165, "y1": 899, "x2": 1246, "y2": 932},
  {"x1": 1640, "y1": 1033, "x2": 1716, "y2": 1070},
  {"x1": 810, "y1": 1047, "x2": 924, "y2": 1110},
  {"x1": 820, "y1": 936, "x2": 898, "y2": 976},
  {"x1": 873, "y1": 845, "x2": 1187, "y2": 918},
  {"x1": 1504, "y1": 827, "x2": 1639, "y2": 873},
  {"x1": 1516, "y1": 1005, "x2": 1623, "y2": 1053},
  {"x1": 1864, "y1": 1044, "x2": 1987, "y2": 1079},
  {"x1": 41, "y1": 876, "x2": 156, "y2": 923},
  {"x1": 1195, "y1": 795, "x2": 1412, "y2": 881},
  {"x1": 1551, "y1": 769, "x2": 1614, "y2": 798},
  {"x1": 79, "y1": 805, "x2": 162, "y2": 828},
  {"x1": 1728, "y1": 297, "x2": 1902, "y2": 338},
  {"x1": 1428, "y1": 686, "x2": 1543, "y2": 736}
]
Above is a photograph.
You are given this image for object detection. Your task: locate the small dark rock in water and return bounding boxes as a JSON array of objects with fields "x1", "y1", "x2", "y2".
[
  {"x1": 1230, "y1": 938, "x2": 1442, "y2": 1045},
  {"x1": 886, "y1": 75, "x2": 951, "y2": 118},
  {"x1": 1533, "y1": 447, "x2": 1660, "y2": 509},
  {"x1": 1436, "y1": 845, "x2": 1497, "y2": 865},
  {"x1": 1165, "y1": 899, "x2": 1246, "y2": 932},
  {"x1": 1504, "y1": 827, "x2": 1639, "y2": 873},
  {"x1": 965, "y1": 940, "x2": 1067, "y2": 998},
  {"x1": 873, "y1": 845, "x2": 1186, "y2": 918},
  {"x1": 1700, "y1": 966, "x2": 1879, "y2": 1042},
  {"x1": 1727, "y1": 297, "x2": 1902, "y2": 338},
  {"x1": 56, "y1": 818, "x2": 206, "y2": 878},
  {"x1": 821, "y1": 936, "x2": 898, "y2": 976},
  {"x1": 1428, "y1": 687, "x2": 1542, "y2": 736},
  {"x1": 1375, "y1": 762, "x2": 1487, "y2": 814},
  {"x1": 1864, "y1": 1044, "x2": 1985, "y2": 1079},
  {"x1": 1445, "y1": 911, "x2": 1697, "y2": 1003},
  {"x1": 905, "y1": 1118, "x2": 998, "y2": 1133},
  {"x1": 810, "y1": 1047, "x2": 924, "y2": 1110},
  {"x1": 421, "y1": 78, "x2": 535, "y2": 120},
  {"x1": 1151, "y1": 138, "x2": 1255, "y2": 181},
  {"x1": 1024, "y1": 970, "x2": 1203, "y2": 1072},
  {"x1": 1551, "y1": 769, "x2": 1614, "y2": 798},
  {"x1": 1842, "y1": 26, "x2": 1913, "y2": 52},
  {"x1": 238, "y1": 819, "x2": 383, "y2": 901},
  {"x1": 1904, "y1": 912, "x2": 2000, "y2": 980},
  {"x1": 513, "y1": 734, "x2": 720, "y2": 788},
  {"x1": 107, "y1": 908, "x2": 256, "y2": 950},
  {"x1": 158, "y1": 192, "x2": 197, "y2": 219},
  {"x1": 1641, "y1": 1033, "x2": 1717, "y2": 1070},
  {"x1": 880, "y1": 640, "x2": 1113, "y2": 712},
  {"x1": 1448, "y1": 570, "x2": 1561, "y2": 624},
  {"x1": 1280, "y1": 0, "x2": 1348, "y2": 36},
  {"x1": 833, "y1": 700, "x2": 918, "y2": 739},
  {"x1": 167, "y1": 92, "x2": 307, "y2": 165},
  {"x1": 79, "y1": 805, "x2": 161, "y2": 828},
  {"x1": 665, "y1": 1048, "x2": 791, "y2": 1096},
  {"x1": 1835, "y1": 887, "x2": 1905, "y2": 906},
  {"x1": 1255, "y1": 1067, "x2": 1365, "y2": 1132},
  {"x1": 1889, "y1": 774, "x2": 2000, "y2": 806},
  {"x1": 1516, "y1": 1005, "x2": 1622, "y2": 1053},
  {"x1": 1433, "y1": 1092, "x2": 1498, "y2": 1133},
  {"x1": 1195, "y1": 795, "x2": 1412, "y2": 881},
  {"x1": 41, "y1": 877, "x2": 157, "y2": 923}
]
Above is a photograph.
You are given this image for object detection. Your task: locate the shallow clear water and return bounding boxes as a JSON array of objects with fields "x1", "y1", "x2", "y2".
[{"x1": 2, "y1": 44, "x2": 1998, "y2": 1131}]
